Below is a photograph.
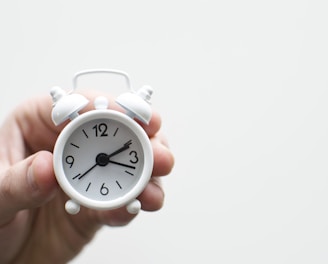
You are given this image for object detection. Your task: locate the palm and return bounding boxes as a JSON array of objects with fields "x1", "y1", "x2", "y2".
[{"x1": 0, "y1": 93, "x2": 173, "y2": 263}]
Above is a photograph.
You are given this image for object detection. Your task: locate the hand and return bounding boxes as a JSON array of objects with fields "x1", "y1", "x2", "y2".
[{"x1": 0, "y1": 91, "x2": 174, "y2": 264}]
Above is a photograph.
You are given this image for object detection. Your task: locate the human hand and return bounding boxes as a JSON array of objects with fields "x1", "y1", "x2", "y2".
[{"x1": 0, "y1": 91, "x2": 174, "y2": 264}]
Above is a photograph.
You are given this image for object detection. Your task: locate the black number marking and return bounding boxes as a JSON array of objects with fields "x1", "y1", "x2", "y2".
[
  {"x1": 86, "y1": 182, "x2": 91, "y2": 192},
  {"x1": 113, "y1": 127, "x2": 119, "y2": 137},
  {"x1": 93, "y1": 123, "x2": 108, "y2": 137},
  {"x1": 129, "y1": 151, "x2": 139, "y2": 164},
  {"x1": 65, "y1": 155, "x2": 75, "y2": 168},
  {"x1": 82, "y1": 129, "x2": 89, "y2": 138},
  {"x1": 125, "y1": 170, "x2": 134, "y2": 176},
  {"x1": 116, "y1": 180, "x2": 122, "y2": 189},
  {"x1": 100, "y1": 182, "x2": 109, "y2": 195},
  {"x1": 70, "y1": 143, "x2": 80, "y2": 149}
]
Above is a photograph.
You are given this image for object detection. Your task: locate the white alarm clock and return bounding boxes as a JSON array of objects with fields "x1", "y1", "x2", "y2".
[{"x1": 50, "y1": 69, "x2": 154, "y2": 215}]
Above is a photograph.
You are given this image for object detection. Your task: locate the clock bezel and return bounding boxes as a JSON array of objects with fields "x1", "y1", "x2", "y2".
[{"x1": 53, "y1": 109, "x2": 153, "y2": 210}]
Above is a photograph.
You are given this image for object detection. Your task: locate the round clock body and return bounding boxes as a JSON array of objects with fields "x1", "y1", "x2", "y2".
[{"x1": 53, "y1": 109, "x2": 153, "y2": 211}]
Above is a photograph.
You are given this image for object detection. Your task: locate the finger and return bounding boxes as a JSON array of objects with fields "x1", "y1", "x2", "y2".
[
  {"x1": 137, "y1": 110, "x2": 162, "y2": 138},
  {"x1": 151, "y1": 134, "x2": 175, "y2": 176},
  {"x1": 0, "y1": 151, "x2": 58, "y2": 225},
  {"x1": 138, "y1": 177, "x2": 164, "y2": 211},
  {"x1": 10, "y1": 95, "x2": 59, "y2": 153}
]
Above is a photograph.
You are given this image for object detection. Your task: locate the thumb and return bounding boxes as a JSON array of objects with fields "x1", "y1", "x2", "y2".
[{"x1": 0, "y1": 151, "x2": 58, "y2": 225}]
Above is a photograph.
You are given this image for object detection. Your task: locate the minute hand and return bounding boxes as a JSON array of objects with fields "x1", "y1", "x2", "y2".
[
  {"x1": 108, "y1": 160, "x2": 136, "y2": 169},
  {"x1": 107, "y1": 140, "x2": 132, "y2": 159}
]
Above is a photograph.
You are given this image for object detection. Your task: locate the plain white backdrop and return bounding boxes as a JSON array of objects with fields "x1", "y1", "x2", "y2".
[{"x1": 1, "y1": 0, "x2": 328, "y2": 263}]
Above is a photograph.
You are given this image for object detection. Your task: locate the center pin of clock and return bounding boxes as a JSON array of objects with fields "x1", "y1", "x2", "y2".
[{"x1": 96, "y1": 153, "x2": 109, "y2": 167}]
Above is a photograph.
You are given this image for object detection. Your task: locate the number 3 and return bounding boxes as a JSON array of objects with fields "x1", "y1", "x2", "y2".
[{"x1": 129, "y1": 151, "x2": 139, "y2": 164}]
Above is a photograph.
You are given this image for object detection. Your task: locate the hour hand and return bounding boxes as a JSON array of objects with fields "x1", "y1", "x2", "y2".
[{"x1": 107, "y1": 140, "x2": 132, "y2": 159}]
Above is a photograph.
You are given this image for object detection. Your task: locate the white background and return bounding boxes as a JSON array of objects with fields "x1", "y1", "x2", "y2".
[{"x1": 1, "y1": 1, "x2": 328, "y2": 263}]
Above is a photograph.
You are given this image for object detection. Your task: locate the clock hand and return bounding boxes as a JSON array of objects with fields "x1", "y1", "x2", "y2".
[
  {"x1": 77, "y1": 152, "x2": 110, "y2": 180},
  {"x1": 78, "y1": 163, "x2": 98, "y2": 180},
  {"x1": 108, "y1": 160, "x2": 136, "y2": 169},
  {"x1": 107, "y1": 140, "x2": 132, "y2": 159},
  {"x1": 77, "y1": 141, "x2": 133, "y2": 180}
]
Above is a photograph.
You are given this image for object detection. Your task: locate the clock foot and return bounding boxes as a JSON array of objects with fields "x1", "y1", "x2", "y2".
[
  {"x1": 65, "y1": 200, "x2": 81, "y2": 215},
  {"x1": 126, "y1": 199, "x2": 141, "y2": 214}
]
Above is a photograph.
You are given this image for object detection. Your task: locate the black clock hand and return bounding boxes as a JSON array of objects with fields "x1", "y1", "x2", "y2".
[
  {"x1": 78, "y1": 163, "x2": 98, "y2": 180},
  {"x1": 77, "y1": 140, "x2": 133, "y2": 180},
  {"x1": 108, "y1": 160, "x2": 136, "y2": 169},
  {"x1": 78, "y1": 151, "x2": 110, "y2": 180},
  {"x1": 107, "y1": 140, "x2": 132, "y2": 159}
]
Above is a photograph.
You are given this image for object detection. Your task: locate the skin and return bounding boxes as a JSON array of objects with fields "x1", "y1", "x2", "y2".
[{"x1": 0, "y1": 91, "x2": 174, "y2": 264}]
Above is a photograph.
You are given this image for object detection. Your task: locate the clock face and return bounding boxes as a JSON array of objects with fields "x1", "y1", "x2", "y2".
[{"x1": 54, "y1": 111, "x2": 152, "y2": 208}]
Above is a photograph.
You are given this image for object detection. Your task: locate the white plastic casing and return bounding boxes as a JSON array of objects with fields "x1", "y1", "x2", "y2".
[
  {"x1": 52, "y1": 109, "x2": 153, "y2": 213},
  {"x1": 51, "y1": 70, "x2": 154, "y2": 215}
]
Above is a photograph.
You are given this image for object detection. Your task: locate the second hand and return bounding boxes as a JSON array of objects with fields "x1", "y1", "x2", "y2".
[{"x1": 78, "y1": 163, "x2": 98, "y2": 180}]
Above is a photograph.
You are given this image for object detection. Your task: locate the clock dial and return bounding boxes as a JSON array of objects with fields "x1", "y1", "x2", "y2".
[{"x1": 62, "y1": 118, "x2": 145, "y2": 201}]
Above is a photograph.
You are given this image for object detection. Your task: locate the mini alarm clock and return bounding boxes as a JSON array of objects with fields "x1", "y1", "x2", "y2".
[{"x1": 50, "y1": 69, "x2": 154, "y2": 215}]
